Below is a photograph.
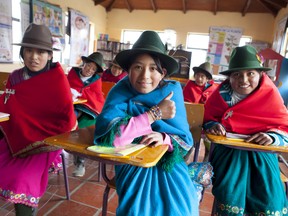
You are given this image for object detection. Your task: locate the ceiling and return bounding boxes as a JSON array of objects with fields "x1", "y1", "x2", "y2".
[{"x1": 93, "y1": 0, "x2": 288, "y2": 17}]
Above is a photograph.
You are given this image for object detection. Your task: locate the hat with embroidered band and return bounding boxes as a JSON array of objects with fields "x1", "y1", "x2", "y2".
[
  {"x1": 193, "y1": 62, "x2": 213, "y2": 79},
  {"x1": 13, "y1": 23, "x2": 53, "y2": 51},
  {"x1": 115, "y1": 31, "x2": 179, "y2": 75},
  {"x1": 220, "y1": 45, "x2": 271, "y2": 75},
  {"x1": 81, "y1": 52, "x2": 104, "y2": 72}
]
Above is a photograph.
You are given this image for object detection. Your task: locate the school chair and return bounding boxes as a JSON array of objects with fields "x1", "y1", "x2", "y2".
[
  {"x1": 184, "y1": 102, "x2": 204, "y2": 162},
  {"x1": 102, "y1": 81, "x2": 115, "y2": 98},
  {"x1": 59, "y1": 152, "x2": 70, "y2": 200}
]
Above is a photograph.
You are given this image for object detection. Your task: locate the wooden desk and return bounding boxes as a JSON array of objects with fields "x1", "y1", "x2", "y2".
[
  {"x1": 73, "y1": 98, "x2": 87, "y2": 104},
  {"x1": 44, "y1": 126, "x2": 168, "y2": 168},
  {"x1": 0, "y1": 112, "x2": 10, "y2": 122},
  {"x1": 206, "y1": 133, "x2": 288, "y2": 153}
]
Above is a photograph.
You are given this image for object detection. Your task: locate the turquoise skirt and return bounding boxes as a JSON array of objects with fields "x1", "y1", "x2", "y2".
[
  {"x1": 211, "y1": 145, "x2": 288, "y2": 215},
  {"x1": 115, "y1": 161, "x2": 199, "y2": 216}
]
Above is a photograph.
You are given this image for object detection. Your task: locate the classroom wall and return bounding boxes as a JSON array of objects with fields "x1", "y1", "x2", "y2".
[
  {"x1": 1, "y1": 0, "x2": 288, "y2": 72},
  {"x1": 105, "y1": 9, "x2": 275, "y2": 47}
]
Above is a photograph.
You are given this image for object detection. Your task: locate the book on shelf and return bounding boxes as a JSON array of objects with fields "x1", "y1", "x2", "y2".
[
  {"x1": 87, "y1": 143, "x2": 147, "y2": 156},
  {"x1": 226, "y1": 132, "x2": 250, "y2": 141}
]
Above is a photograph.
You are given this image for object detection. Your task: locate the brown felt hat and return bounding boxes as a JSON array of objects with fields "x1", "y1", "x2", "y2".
[
  {"x1": 193, "y1": 62, "x2": 213, "y2": 79},
  {"x1": 13, "y1": 23, "x2": 53, "y2": 51}
]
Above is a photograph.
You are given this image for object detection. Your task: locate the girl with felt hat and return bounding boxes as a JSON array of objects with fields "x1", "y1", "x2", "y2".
[
  {"x1": 67, "y1": 52, "x2": 105, "y2": 177},
  {"x1": 94, "y1": 30, "x2": 213, "y2": 216},
  {"x1": 204, "y1": 45, "x2": 288, "y2": 215},
  {"x1": 183, "y1": 61, "x2": 218, "y2": 104},
  {"x1": 0, "y1": 23, "x2": 76, "y2": 215}
]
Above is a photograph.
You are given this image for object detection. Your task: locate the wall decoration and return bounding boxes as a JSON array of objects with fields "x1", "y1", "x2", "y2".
[
  {"x1": 272, "y1": 15, "x2": 288, "y2": 55},
  {"x1": 0, "y1": 0, "x2": 12, "y2": 63},
  {"x1": 31, "y1": 0, "x2": 64, "y2": 37},
  {"x1": 69, "y1": 9, "x2": 89, "y2": 66},
  {"x1": 207, "y1": 26, "x2": 242, "y2": 74}
]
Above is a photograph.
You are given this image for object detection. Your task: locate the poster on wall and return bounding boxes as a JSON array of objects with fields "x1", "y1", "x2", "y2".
[
  {"x1": 206, "y1": 26, "x2": 243, "y2": 74},
  {"x1": 69, "y1": 9, "x2": 89, "y2": 66},
  {"x1": 31, "y1": 0, "x2": 64, "y2": 37},
  {"x1": 272, "y1": 15, "x2": 288, "y2": 55},
  {"x1": 0, "y1": 0, "x2": 13, "y2": 63}
]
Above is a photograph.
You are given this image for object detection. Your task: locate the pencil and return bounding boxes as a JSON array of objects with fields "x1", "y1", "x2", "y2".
[{"x1": 98, "y1": 154, "x2": 130, "y2": 159}]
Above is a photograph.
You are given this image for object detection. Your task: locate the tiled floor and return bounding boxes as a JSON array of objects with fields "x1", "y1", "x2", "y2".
[{"x1": 1, "y1": 142, "x2": 287, "y2": 216}]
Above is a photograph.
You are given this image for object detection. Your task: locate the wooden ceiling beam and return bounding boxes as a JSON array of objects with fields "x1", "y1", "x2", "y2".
[
  {"x1": 125, "y1": 0, "x2": 133, "y2": 12},
  {"x1": 262, "y1": 0, "x2": 287, "y2": 8},
  {"x1": 214, "y1": 0, "x2": 218, "y2": 15},
  {"x1": 242, "y1": 0, "x2": 251, "y2": 16},
  {"x1": 182, "y1": 0, "x2": 187, "y2": 14},
  {"x1": 256, "y1": 0, "x2": 278, "y2": 16},
  {"x1": 106, "y1": 0, "x2": 116, "y2": 12},
  {"x1": 93, "y1": 0, "x2": 106, "y2": 6},
  {"x1": 150, "y1": 0, "x2": 157, "y2": 13}
]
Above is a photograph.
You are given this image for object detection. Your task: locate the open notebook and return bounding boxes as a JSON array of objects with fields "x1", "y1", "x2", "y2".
[{"x1": 87, "y1": 143, "x2": 147, "y2": 156}]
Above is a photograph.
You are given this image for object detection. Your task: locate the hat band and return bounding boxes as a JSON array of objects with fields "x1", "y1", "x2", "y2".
[{"x1": 22, "y1": 38, "x2": 52, "y2": 49}]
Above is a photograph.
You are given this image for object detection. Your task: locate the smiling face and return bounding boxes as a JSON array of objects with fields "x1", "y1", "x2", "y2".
[
  {"x1": 82, "y1": 62, "x2": 97, "y2": 77},
  {"x1": 229, "y1": 70, "x2": 262, "y2": 95},
  {"x1": 111, "y1": 64, "x2": 123, "y2": 77},
  {"x1": 23, "y1": 47, "x2": 52, "y2": 72},
  {"x1": 128, "y1": 54, "x2": 166, "y2": 94}
]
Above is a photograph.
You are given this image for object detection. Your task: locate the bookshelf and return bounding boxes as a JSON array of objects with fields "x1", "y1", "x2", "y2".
[{"x1": 97, "y1": 40, "x2": 130, "y2": 69}]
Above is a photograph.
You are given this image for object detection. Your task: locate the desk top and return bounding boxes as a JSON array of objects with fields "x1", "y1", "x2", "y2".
[
  {"x1": 73, "y1": 98, "x2": 87, "y2": 104},
  {"x1": 44, "y1": 126, "x2": 168, "y2": 167},
  {"x1": 206, "y1": 133, "x2": 288, "y2": 153}
]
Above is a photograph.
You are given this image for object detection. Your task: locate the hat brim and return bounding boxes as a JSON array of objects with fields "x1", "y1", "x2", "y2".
[
  {"x1": 13, "y1": 42, "x2": 53, "y2": 52},
  {"x1": 220, "y1": 66, "x2": 271, "y2": 75},
  {"x1": 115, "y1": 48, "x2": 179, "y2": 76},
  {"x1": 81, "y1": 56, "x2": 103, "y2": 72},
  {"x1": 193, "y1": 67, "x2": 212, "y2": 79}
]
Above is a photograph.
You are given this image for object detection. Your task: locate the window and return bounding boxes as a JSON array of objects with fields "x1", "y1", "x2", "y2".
[
  {"x1": 121, "y1": 29, "x2": 176, "y2": 49},
  {"x1": 12, "y1": 0, "x2": 21, "y2": 62},
  {"x1": 186, "y1": 33, "x2": 252, "y2": 69}
]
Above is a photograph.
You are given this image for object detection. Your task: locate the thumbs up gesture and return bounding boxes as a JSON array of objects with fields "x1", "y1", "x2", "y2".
[{"x1": 157, "y1": 92, "x2": 176, "y2": 119}]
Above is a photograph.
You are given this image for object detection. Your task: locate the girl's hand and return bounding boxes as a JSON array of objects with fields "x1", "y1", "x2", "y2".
[
  {"x1": 157, "y1": 92, "x2": 175, "y2": 119},
  {"x1": 245, "y1": 132, "x2": 273, "y2": 145},
  {"x1": 206, "y1": 124, "x2": 226, "y2": 136},
  {"x1": 140, "y1": 131, "x2": 164, "y2": 147}
]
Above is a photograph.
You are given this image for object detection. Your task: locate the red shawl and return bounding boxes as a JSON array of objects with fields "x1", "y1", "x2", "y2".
[
  {"x1": 204, "y1": 73, "x2": 288, "y2": 135},
  {"x1": 101, "y1": 69, "x2": 127, "y2": 83},
  {"x1": 67, "y1": 68, "x2": 104, "y2": 114},
  {"x1": 0, "y1": 63, "x2": 77, "y2": 157},
  {"x1": 183, "y1": 80, "x2": 218, "y2": 104}
]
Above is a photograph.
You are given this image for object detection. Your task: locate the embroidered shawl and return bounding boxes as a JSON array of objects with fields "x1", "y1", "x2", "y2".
[
  {"x1": 204, "y1": 73, "x2": 288, "y2": 135},
  {"x1": 67, "y1": 68, "x2": 105, "y2": 115},
  {"x1": 0, "y1": 62, "x2": 77, "y2": 157},
  {"x1": 183, "y1": 80, "x2": 218, "y2": 104},
  {"x1": 94, "y1": 76, "x2": 192, "y2": 144}
]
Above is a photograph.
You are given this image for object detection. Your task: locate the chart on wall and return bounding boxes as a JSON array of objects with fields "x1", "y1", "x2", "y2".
[
  {"x1": 0, "y1": 0, "x2": 12, "y2": 63},
  {"x1": 69, "y1": 9, "x2": 89, "y2": 66},
  {"x1": 207, "y1": 26, "x2": 242, "y2": 74},
  {"x1": 31, "y1": 0, "x2": 64, "y2": 37}
]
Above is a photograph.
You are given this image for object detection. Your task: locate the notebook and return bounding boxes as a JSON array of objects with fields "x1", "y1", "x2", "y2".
[
  {"x1": 226, "y1": 132, "x2": 250, "y2": 141},
  {"x1": 87, "y1": 143, "x2": 147, "y2": 156}
]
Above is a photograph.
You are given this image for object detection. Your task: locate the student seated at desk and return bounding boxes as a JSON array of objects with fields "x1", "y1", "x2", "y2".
[
  {"x1": 183, "y1": 61, "x2": 218, "y2": 104},
  {"x1": 67, "y1": 52, "x2": 105, "y2": 177},
  {"x1": 0, "y1": 24, "x2": 76, "y2": 215},
  {"x1": 203, "y1": 45, "x2": 288, "y2": 215},
  {"x1": 94, "y1": 31, "x2": 212, "y2": 216},
  {"x1": 183, "y1": 62, "x2": 218, "y2": 162},
  {"x1": 101, "y1": 58, "x2": 127, "y2": 83}
]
